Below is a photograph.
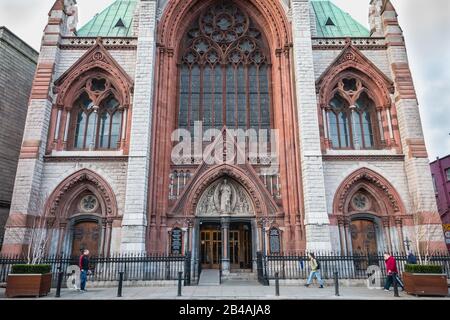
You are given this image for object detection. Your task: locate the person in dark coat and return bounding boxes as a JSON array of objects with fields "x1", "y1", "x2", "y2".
[
  {"x1": 79, "y1": 249, "x2": 90, "y2": 292},
  {"x1": 383, "y1": 252, "x2": 398, "y2": 291},
  {"x1": 407, "y1": 251, "x2": 417, "y2": 265}
]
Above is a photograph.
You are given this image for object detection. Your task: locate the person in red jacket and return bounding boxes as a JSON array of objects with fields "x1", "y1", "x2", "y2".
[{"x1": 383, "y1": 252, "x2": 398, "y2": 291}]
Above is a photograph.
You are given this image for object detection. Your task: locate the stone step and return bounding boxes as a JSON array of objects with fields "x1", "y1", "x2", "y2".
[
  {"x1": 198, "y1": 270, "x2": 220, "y2": 286},
  {"x1": 223, "y1": 272, "x2": 257, "y2": 281}
]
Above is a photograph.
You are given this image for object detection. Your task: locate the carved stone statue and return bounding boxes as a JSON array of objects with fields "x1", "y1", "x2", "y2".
[
  {"x1": 196, "y1": 178, "x2": 254, "y2": 216},
  {"x1": 218, "y1": 179, "x2": 232, "y2": 213},
  {"x1": 65, "y1": 0, "x2": 79, "y2": 32}
]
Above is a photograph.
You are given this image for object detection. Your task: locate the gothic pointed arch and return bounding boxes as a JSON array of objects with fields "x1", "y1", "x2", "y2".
[
  {"x1": 54, "y1": 39, "x2": 133, "y2": 109},
  {"x1": 170, "y1": 164, "x2": 280, "y2": 217},
  {"x1": 45, "y1": 169, "x2": 118, "y2": 222},
  {"x1": 48, "y1": 39, "x2": 134, "y2": 153},
  {"x1": 332, "y1": 167, "x2": 405, "y2": 217},
  {"x1": 316, "y1": 42, "x2": 400, "y2": 150},
  {"x1": 158, "y1": 0, "x2": 292, "y2": 53},
  {"x1": 317, "y1": 42, "x2": 394, "y2": 109},
  {"x1": 151, "y1": 0, "x2": 302, "y2": 252}
]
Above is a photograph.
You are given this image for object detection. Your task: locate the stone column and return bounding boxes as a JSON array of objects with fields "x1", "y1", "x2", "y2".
[
  {"x1": 221, "y1": 217, "x2": 230, "y2": 275},
  {"x1": 121, "y1": 0, "x2": 158, "y2": 252},
  {"x1": 343, "y1": 218, "x2": 351, "y2": 254},
  {"x1": 395, "y1": 218, "x2": 405, "y2": 253},
  {"x1": 291, "y1": 0, "x2": 332, "y2": 251},
  {"x1": 382, "y1": 217, "x2": 392, "y2": 253},
  {"x1": 337, "y1": 216, "x2": 347, "y2": 255}
]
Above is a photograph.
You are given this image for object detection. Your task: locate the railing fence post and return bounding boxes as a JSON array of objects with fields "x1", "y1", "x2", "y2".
[
  {"x1": 117, "y1": 271, "x2": 124, "y2": 297},
  {"x1": 55, "y1": 270, "x2": 64, "y2": 298},
  {"x1": 393, "y1": 272, "x2": 399, "y2": 297},
  {"x1": 178, "y1": 271, "x2": 183, "y2": 297},
  {"x1": 334, "y1": 271, "x2": 340, "y2": 296},
  {"x1": 275, "y1": 272, "x2": 280, "y2": 296}
]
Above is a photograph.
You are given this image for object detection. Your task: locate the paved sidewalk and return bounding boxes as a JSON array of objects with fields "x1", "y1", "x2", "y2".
[{"x1": 1, "y1": 285, "x2": 449, "y2": 300}]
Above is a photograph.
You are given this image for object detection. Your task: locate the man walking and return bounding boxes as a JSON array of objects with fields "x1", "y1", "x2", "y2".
[
  {"x1": 383, "y1": 252, "x2": 400, "y2": 291},
  {"x1": 304, "y1": 253, "x2": 324, "y2": 288},
  {"x1": 79, "y1": 249, "x2": 90, "y2": 292}
]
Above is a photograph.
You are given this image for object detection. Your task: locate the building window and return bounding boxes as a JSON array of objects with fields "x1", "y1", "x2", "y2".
[
  {"x1": 70, "y1": 78, "x2": 123, "y2": 150},
  {"x1": 326, "y1": 78, "x2": 379, "y2": 150},
  {"x1": 178, "y1": 2, "x2": 271, "y2": 132},
  {"x1": 432, "y1": 175, "x2": 438, "y2": 194},
  {"x1": 446, "y1": 169, "x2": 450, "y2": 182}
]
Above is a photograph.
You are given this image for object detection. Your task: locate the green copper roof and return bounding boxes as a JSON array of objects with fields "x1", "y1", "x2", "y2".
[
  {"x1": 77, "y1": 0, "x2": 369, "y2": 38},
  {"x1": 77, "y1": 0, "x2": 137, "y2": 37},
  {"x1": 311, "y1": 0, "x2": 370, "y2": 37}
]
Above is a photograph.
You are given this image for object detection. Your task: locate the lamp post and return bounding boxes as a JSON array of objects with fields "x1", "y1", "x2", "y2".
[
  {"x1": 259, "y1": 217, "x2": 269, "y2": 285},
  {"x1": 404, "y1": 237, "x2": 412, "y2": 252}
]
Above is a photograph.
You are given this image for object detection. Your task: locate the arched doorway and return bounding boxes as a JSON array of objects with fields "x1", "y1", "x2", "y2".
[
  {"x1": 195, "y1": 177, "x2": 256, "y2": 273},
  {"x1": 333, "y1": 168, "x2": 407, "y2": 254},
  {"x1": 45, "y1": 169, "x2": 118, "y2": 257}
]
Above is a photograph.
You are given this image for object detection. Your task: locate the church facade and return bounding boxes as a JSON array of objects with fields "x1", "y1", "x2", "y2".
[{"x1": 1, "y1": 0, "x2": 446, "y2": 273}]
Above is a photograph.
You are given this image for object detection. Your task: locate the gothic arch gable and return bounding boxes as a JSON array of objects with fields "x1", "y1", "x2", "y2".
[
  {"x1": 158, "y1": 0, "x2": 292, "y2": 53},
  {"x1": 46, "y1": 169, "x2": 118, "y2": 222},
  {"x1": 333, "y1": 167, "x2": 405, "y2": 216},
  {"x1": 54, "y1": 39, "x2": 134, "y2": 109},
  {"x1": 316, "y1": 42, "x2": 394, "y2": 109}
]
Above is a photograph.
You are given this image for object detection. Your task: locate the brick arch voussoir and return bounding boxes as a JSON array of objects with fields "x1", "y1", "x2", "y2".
[
  {"x1": 333, "y1": 168, "x2": 405, "y2": 216},
  {"x1": 46, "y1": 169, "x2": 118, "y2": 222},
  {"x1": 185, "y1": 165, "x2": 266, "y2": 217}
]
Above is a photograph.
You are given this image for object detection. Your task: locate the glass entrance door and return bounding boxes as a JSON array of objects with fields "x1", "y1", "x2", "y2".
[
  {"x1": 230, "y1": 223, "x2": 252, "y2": 270},
  {"x1": 200, "y1": 229, "x2": 222, "y2": 269}
]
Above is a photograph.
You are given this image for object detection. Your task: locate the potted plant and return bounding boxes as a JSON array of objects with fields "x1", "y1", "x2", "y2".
[
  {"x1": 5, "y1": 264, "x2": 52, "y2": 298},
  {"x1": 403, "y1": 264, "x2": 448, "y2": 297}
]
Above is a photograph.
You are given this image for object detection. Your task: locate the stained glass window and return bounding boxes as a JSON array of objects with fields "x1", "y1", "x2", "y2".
[{"x1": 178, "y1": 2, "x2": 271, "y2": 132}]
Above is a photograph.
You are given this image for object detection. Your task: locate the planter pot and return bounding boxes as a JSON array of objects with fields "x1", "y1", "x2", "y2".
[
  {"x1": 403, "y1": 272, "x2": 448, "y2": 297},
  {"x1": 5, "y1": 273, "x2": 52, "y2": 298}
]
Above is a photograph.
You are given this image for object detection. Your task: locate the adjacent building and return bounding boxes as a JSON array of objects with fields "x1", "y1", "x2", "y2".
[
  {"x1": 0, "y1": 27, "x2": 38, "y2": 249},
  {"x1": 1, "y1": 0, "x2": 447, "y2": 275},
  {"x1": 430, "y1": 155, "x2": 450, "y2": 251}
]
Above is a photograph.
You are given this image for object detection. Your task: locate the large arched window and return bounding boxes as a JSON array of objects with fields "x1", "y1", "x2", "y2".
[
  {"x1": 178, "y1": 2, "x2": 271, "y2": 132},
  {"x1": 70, "y1": 77, "x2": 124, "y2": 150},
  {"x1": 326, "y1": 78, "x2": 378, "y2": 150}
]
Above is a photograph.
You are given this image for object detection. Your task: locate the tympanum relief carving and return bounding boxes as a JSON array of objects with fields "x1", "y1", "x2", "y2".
[{"x1": 196, "y1": 179, "x2": 254, "y2": 216}]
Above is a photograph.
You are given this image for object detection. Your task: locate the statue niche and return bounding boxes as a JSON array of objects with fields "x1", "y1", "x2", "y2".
[{"x1": 196, "y1": 178, "x2": 254, "y2": 216}]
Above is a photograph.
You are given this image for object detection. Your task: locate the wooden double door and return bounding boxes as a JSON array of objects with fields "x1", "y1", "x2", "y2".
[
  {"x1": 71, "y1": 221, "x2": 100, "y2": 257},
  {"x1": 200, "y1": 223, "x2": 252, "y2": 270}
]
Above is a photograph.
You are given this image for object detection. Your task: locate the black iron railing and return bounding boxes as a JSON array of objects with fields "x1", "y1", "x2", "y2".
[
  {"x1": 265, "y1": 252, "x2": 450, "y2": 280},
  {"x1": 0, "y1": 253, "x2": 193, "y2": 286}
]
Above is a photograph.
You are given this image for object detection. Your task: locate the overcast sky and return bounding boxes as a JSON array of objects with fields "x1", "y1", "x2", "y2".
[{"x1": 0, "y1": 0, "x2": 449, "y2": 160}]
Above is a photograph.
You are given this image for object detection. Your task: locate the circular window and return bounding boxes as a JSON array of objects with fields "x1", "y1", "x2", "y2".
[
  {"x1": 80, "y1": 195, "x2": 98, "y2": 213},
  {"x1": 352, "y1": 193, "x2": 370, "y2": 211}
]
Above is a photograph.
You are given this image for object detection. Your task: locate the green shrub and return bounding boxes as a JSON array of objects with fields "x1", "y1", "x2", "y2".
[
  {"x1": 405, "y1": 264, "x2": 443, "y2": 274},
  {"x1": 11, "y1": 264, "x2": 52, "y2": 275}
]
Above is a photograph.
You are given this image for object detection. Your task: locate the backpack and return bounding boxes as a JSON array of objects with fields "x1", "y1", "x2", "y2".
[{"x1": 315, "y1": 259, "x2": 321, "y2": 270}]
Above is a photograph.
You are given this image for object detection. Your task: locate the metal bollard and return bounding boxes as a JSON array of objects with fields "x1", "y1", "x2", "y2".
[
  {"x1": 393, "y1": 273, "x2": 399, "y2": 297},
  {"x1": 334, "y1": 271, "x2": 340, "y2": 297},
  {"x1": 275, "y1": 272, "x2": 280, "y2": 296},
  {"x1": 178, "y1": 272, "x2": 183, "y2": 297},
  {"x1": 117, "y1": 272, "x2": 124, "y2": 297},
  {"x1": 55, "y1": 271, "x2": 64, "y2": 298}
]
